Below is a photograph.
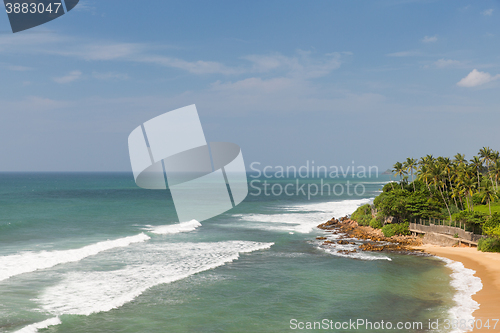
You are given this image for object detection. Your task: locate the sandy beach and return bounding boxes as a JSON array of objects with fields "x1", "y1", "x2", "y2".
[{"x1": 417, "y1": 245, "x2": 500, "y2": 332}]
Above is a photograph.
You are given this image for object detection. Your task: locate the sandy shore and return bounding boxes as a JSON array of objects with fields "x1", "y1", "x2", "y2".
[{"x1": 416, "y1": 245, "x2": 500, "y2": 332}]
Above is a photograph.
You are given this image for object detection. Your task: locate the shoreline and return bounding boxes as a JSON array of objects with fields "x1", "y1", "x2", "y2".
[
  {"x1": 416, "y1": 245, "x2": 500, "y2": 332},
  {"x1": 318, "y1": 217, "x2": 500, "y2": 332}
]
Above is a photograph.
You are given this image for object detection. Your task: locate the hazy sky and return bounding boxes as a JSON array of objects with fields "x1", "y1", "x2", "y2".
[{"x1": 0, "y1": 0, "x2": 499, "y2": 172}]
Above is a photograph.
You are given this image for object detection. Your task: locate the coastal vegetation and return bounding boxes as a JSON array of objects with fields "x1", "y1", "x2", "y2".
[{"x1": 350, "y1": 147, "x2": 500, "y2": 252}]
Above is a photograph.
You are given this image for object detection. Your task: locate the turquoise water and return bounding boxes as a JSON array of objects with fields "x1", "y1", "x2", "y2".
[{"x1": 0, "y1": 173, "x2": 457, "y2": 332}]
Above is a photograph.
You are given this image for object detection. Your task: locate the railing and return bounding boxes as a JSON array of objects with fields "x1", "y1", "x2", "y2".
[{"x1": 409, "y1": 217, "x2": 483, "y2": 235}]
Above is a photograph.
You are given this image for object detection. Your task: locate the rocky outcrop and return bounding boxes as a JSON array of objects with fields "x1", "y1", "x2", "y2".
[{"x1": 317, "y1": 216, "x2": 422, "y2": 253}]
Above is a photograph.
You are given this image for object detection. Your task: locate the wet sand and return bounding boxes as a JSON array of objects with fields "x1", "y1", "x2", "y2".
[{"x1": 416, "y1": 245, "x2": 500, "y2": 332}]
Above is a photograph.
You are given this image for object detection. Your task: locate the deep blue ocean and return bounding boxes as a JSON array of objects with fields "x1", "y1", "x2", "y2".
[{"x1": 0, "y1": 173, "x2": 465, "y2": 332}]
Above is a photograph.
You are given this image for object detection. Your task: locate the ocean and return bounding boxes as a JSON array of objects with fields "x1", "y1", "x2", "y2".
[{"x1": 0, "y1": 173, "x2": 480, "y2": 332}]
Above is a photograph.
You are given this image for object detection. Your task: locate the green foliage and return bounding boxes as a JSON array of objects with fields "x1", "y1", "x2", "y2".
[
  {"x1": 477, "y1": 237, "x2": 500, "y2": 252},
  {"x1": 411, "y1": 180, "x2": 428, "y2": 193},
  {"x1": 382, "y1": 182, "x2": 396, "y2": 192},
  {"x1": 453, "y1": 211, "x2": 487, "y2": 225},
  {"x1": 453, "y1": 233, "x2": 459, "y2": 238},
  {"x1": 483, "y1": 213, "x2": 500, "y2": 238},
  {"x1": 381, "y1": 222, "x2": 410, "y2": 237},
  {"x1": 351, "y1": 204, "x2": 372, "y2": 226},
  {"x1": 440, "y1": 205, "x2": 460, "y2": 217},
  {"x1": 369, "y1": 218, "x2": 383, "y2": 229},
  {"x1": 374, "y1": 188, "x2": 443, "y2": 221},
  {"x1": 472, "y1": 193, "x2": 483, "y2": 206},
  {"x1": 448, "y1": 205, "x2": 461, "y2": 215}
]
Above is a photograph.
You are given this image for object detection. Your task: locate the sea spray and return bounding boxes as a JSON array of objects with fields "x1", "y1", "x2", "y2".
[
  {"x1": 14, "y1": 317, "x2": 61, "y2": 333},
  {"x1": 0, "y1": 233, "x2": 150, "y2": 282},
  {"x1": 439, "y1": 257, "x2": 482, "y2": 333},
  {"x1": 142, "y1": 220, "x2": 201, "y2": 234},
  {"x1": 233, "y1": 198, "x2": 373, "y2": 233},
  {"x1": 38, "y1": 241, "x2": 273, "y2": 316}
]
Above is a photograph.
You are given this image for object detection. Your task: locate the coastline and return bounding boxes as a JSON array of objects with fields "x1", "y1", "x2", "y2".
[
  {"x1": 318, "y1": 217, "x2": 500, "y2": 332},
  {"x1": 416, "y1": 245, "x2": 500, "y2": 332}
]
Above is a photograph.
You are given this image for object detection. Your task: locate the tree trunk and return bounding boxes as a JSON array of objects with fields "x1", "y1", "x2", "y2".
[
  {"x1": 412, "y1": 170, "x2": 415, "y2": 191},
  {"x1": 439, "y1": 186, "x2": 452, "y2": 221}
]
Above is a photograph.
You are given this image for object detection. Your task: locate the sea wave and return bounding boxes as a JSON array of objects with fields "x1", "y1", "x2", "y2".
[
  {"x1": 315, "y1": 232, "x2": 392, "y2": 261},
  {"x1": 321, "y1": 246, "x2": 392, "y2": 261},
  {"x1": 14, "y1": 317, "x2": 61, "y2": 333},
  {"x1": 38, "y1": 241, "x2": 273, "y2": 316},
  {"x1": 233, "y1": 198, "x2": 373, "y2": 233},
  {"x1": 0, "y1": 233, "x2": 150, "y2": 282},
  {"x1": 438, "y1": 257, "x2": 482, "y2": 333},
  {"x1": 142, "y1": 220, "x2": 201, "y2": 234}
]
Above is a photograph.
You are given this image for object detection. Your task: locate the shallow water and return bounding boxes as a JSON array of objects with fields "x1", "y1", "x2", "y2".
[{"x1": 0, "y1": 173, "x2": 464, "y2": 332}]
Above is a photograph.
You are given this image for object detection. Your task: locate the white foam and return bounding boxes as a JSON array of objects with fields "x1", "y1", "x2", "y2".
[
  {"x1": 0, "y1": 233, "x2": 150, "y2": 282},
  {"x1": 14, "y1": 317, "x2": 61, "y2": 333},
  {"x1": 234, "y1": 198, "x2": 373, "y2": 233},
  {"x1": 281, "y1": 198, "x2": 373, "y2": 215},
  {"x1": 315, "y1": 233, "x2": 392, "y2": 261},
  {"x1": 438, "y1": 257, "x2": 482, "y2": 333},
  {"x1": 38, "y1": 241, "x2": 273, "y2": 316},
  {"x1": 320, "y1": 245, "x2": 392, "y2": 261},
  {"x1": 142, "y1": 220, "x2": 201, "y2": 234}
]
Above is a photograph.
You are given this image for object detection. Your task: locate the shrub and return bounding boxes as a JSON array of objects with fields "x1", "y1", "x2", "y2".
[
  {"x1": 472, "y1": 193, "x2": 483, "y2": 206},
  {"x1": 374, "y1": 188, "x2": 444, "y2": 221},
  {"x1": 382, "y1": 182, "x2": 396, "y2": 192},
  {"x1": 477, "y1": 237, "x2": 500, "y2": 252},
  {"x1": 454, "y1": 211, "x2": 487, "y2": 225},
  {"x1": 482, "y1": 213, "x2": 500, "y2": 238},
  {"x1": 369, "y1": 218, "x2": 383, "y2": 229},
  {"x1": 442, "y1": 205, "x2": 460, "y2": 216},
  {"x1": 351, "y1": 204, "x2": 372, "y2": 226},
  {"x1": 382, "y1": 222, "x2": 410, "y2": 237}
]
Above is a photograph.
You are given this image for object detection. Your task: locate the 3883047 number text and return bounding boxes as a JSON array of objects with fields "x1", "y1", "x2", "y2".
[
  {"x1": 443, "y1": 318, "x2": 499, "y2": 330},
  {"x1": 5, "y1": 2, "x2": 62, "y2": 14}
]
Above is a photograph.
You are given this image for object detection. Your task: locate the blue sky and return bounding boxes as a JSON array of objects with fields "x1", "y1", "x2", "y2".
[{"x1": 0, "y1": 0, "x2": 499, "y2": 172}]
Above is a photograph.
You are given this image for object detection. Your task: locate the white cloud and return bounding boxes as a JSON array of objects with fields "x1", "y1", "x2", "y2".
[
  {"x1": 456, "y1": 69, "x2": 500, "y2": 87},
  {"x1": 434, "y1": 59, "x2": 463, "y2": 68},
  {"x1": 136, "y1": 55, "x2": 243, "y2": 75},
  {"x1": 243, "y1": 51, "x2": 342, "y2": 79},
  {"x1": 482, "y1": 9, "x2": 493, "y2": 16},
  {"x1": 60, "y1": 43, "x2": 143, "y2": 61},
  {"x1": 386, "y1": 51, "x2": 421, "y2": 57},
  {"x1": 210, "y1": 77, "x2": 303, "y2": 95},
  {"x1": 7, "y1": 65, "x2": 32, "y2": 71},
  {"x1": 53, "y1": 70, "x2": 82, "y2": 84},
  {"x1": 92, "y1": 71, "x2": 129, "y2": 80},
  {"x1": 422, "y1": 35, "x2": 438, "y2": 43},
  {"x1": 74, "y1": 0, "x2": 97, "y2": 14},
  {"x1": 0, "y1": 33, "x2": 344, "y2": 78}
]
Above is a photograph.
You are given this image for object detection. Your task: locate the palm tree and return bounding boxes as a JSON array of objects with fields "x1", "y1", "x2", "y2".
[
  {"x1": 479, "y1": 147, "x2": 492, "y2": 166},
  {"x1": 417, "y1": 164, "x2": 431, "y2": 192},
  {"x1": 404, "y1": 157, "x2": 417, "y2": 191},
  {"x1": 479, "y1": 181, "x2": 497, "y2": 216},
  {"x1": 470, "y1": 156, "x2": 483, "y2": 189},
  {"x1": 430, "y1": 163, "x2": 452, "y2": 221},
  {"x1": 461, "y1": 174, "x2": 477, "y2": 211},
  {"x1": 479, "y1": 147, "x2": 495, "y2": 188},
  {"x1": 491, "y1": 159, "x2": 500, "y2": 191},
  {"x1": 453, "y1": 153, "x2": 466, "y2": 166},
  {"x1": 392, "y1": 162, "x2": 406, "y2": 189}
]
